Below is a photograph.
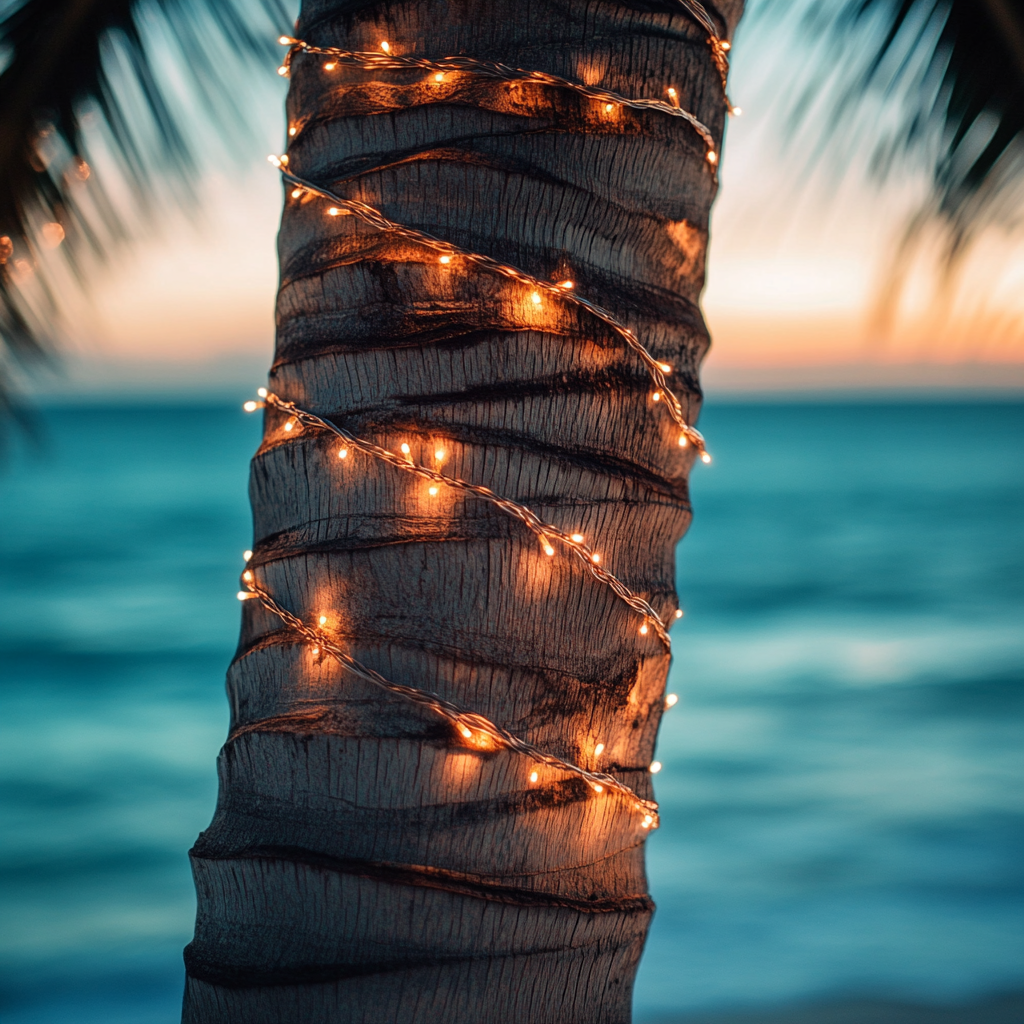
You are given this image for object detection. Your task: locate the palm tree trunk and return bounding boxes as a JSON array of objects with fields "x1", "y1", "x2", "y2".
[{"x1": 183, "y1": 1, "x2": 740, "y2": 1020}]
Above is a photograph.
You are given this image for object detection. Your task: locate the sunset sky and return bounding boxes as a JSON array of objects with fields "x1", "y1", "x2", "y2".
[{"x1": 42, "y1": 10, "x2": 1024, "y2": 399}]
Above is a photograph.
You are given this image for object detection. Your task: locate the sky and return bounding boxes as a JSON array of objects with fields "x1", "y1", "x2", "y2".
[{"x1": 37, "y1": 6, "x2": 1024, "y2": 399}]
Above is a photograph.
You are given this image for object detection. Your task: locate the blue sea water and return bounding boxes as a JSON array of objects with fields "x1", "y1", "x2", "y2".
[{"x1": 1, "y1": 400, "x2": 1021, "y2": 1023}]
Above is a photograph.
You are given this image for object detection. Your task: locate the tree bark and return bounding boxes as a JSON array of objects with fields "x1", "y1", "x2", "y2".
[{"x1": 183, "y1": 1, "x2": 740, "y2": 1020}]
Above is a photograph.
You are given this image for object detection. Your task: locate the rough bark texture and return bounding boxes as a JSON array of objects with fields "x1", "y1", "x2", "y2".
[{"x1": 184, "y1": 1, "x2": 741, "y2": 1020}]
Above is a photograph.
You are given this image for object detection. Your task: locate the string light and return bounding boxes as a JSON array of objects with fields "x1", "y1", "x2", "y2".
[
  {"x1": 271, "y1": 163, "x2": 709, "y2": 455},
  {"x1": 594, "y1": 743, "x2": 605, "y2": 756},
  {"x1": 278, "y1": 40, "x2": 720, "y2": 164},
  {"x1": 233, "y1": 576, "x2": 659, "y2": 823},
  {"x1": 673, "y1": 0, "x2": 736, "y2": 109},
  {"x1": 649, "y1": 761, "x2": 662, "y2": 774},
  {"x1": 665, "y1": 693, "x2": 679, "y2": 708},
  {"x1": 243, "y1": 550, "x2": 253, "y2": 562},
  {"x1": 249, "y1": 393, "x2": 675, "y2": 649}
]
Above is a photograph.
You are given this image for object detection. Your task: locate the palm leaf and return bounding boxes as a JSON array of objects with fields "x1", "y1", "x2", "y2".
[
  {"x1": 0, "y1": 0, "x2": 287, "y2": 416},
  {"x1": 783, "y1": 0, "x2": 1024, "y2": 253}
]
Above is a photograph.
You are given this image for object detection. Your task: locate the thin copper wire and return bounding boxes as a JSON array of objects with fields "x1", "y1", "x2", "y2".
[
  {"x1": 281, "y1": 41, "x2": 718, "y2": 156},
  {"x1": 240, "y1": 577, "x2": 660, "y2": 824},
  {"x1": 261, "y1": 392, "x2": 674, "y2": 650},
  {"x1": 272, "y1": 163, "x2": 709, "y2": 457}
]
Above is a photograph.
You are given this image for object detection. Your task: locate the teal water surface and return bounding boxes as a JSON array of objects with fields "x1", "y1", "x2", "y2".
[{"x1": 1, "y1": 401, "x2": 1021, "y2": 1022}]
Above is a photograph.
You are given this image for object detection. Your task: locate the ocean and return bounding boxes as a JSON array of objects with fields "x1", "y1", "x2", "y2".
[{"x1": 1, "y1": 400, "x2": 1021, "y2": 1023}]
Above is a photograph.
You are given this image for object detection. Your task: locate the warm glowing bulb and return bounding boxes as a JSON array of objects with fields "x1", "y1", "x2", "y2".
[
  {"x1": 544, "y1": 545, "x2": 555, "y2": 557},
  {"x1": 328, "y1": 207, "x2": 340, "y2": 216},
  {"x1": 459, "y1": 724, "x2": 473, "y2": 739},
  {"x1": 434, "y1": 72, "x2": 444, "y2": 82},
  {"x1": 279, "y1": 155, "x2": 288, "y2": 165},
  {"x1": 659, "y1": 362, "x2": 672, "y2": 373},
  {"x1": 604, "y1": 103, "x2": 614, "y2": 112},
  {"x1": 318, "y1": 615, "x2": 327, "y2": 626},
  {"x1": 594, "y1": 743, "x2": 605, "y2": 756},
  {"x1": 277, "y1": 65, "x2": 288, "y2": 76},
  {"x1": 639, "y1": 623, "x2": 649, "y2": 635},
  {"x1": 257, "y1": 387, "x2": 267, "y2": 398},
  {"x1": 732, "y1": 106, "x2": 742, "y2": 116},
  {"x1": 236, "y1": 591, "x2": 253, "y2": 601},
  {"x1": 530, "y1": 771, "x2": 539, "y2": 783},
  {"x1": 665, "y1": 693, "x2": 679, "y2": 708},
  {"x1": 284, "y1": 420, "x2": 295, "y2": 431},
  {"x1": 439, "y1": 255, "x2": 451, "y2": 264},
  {"x1": 243, "y1": 550, "x2": 253, "y2": 562},
  {"x1": 311, "y1": 646, "x2": 320, "y2": 656},
  {"x1": 667, "y1": 87, "x2": 677, "y2": 98},
  {"x1": 570, "y1": 533, "x2": 584, "y2": 543},
  {"x1": 243, "y1": 570, "x2": 253, "y2": 582},
  {"x1": 650, "y1": 761, "x2": 662, "y2": 774},
  {"x1": 291, "y1": 188, "x2": 302, "y2": 198},
  {"x1": 434, "y1": 448, "x2": 445, "y2": 461},
  {"x1": 652, "y1": 391, "x2": 661, "y2": 402},
  {"x1": 641, "y1": 819, "x2": 651, "y2": 829},
  {"x1": 701, "y1": 452, "x2": 712, "y2": 464},
  {"x1": 288, "y1": 127, "x2": 297, "y2": 136},
  {"x1": 591, "y1": 553, "x2": 601, "y2": 564},
  {"x1": 428, "y1": 486, "x2": 439, "y2": 496},
  {"x1": 400, "y1": 443, "x2": 411, "y2": 455},
  {"x1": 707, "y1": 151, "x2": 718, "y2": 165},
  {"x1": 380, "y1": 40, "x2": 390, "y2": 52},
  {"x1": 324, "y1": 61, "x2": 336, "y2": 70},
  {"x1": 558, "y1": 280, "x2": 574, "y2": 289},
  {"x1": 243, "y1": 400, "x2": 258, "y2": 412},
  {"x1": 338, "y1": 448, "x2": 348, "y2": 459},
  {"x1": 678, "y1": 436, "x2": 688, "y2": 448},
  {"x1": 278, "y1": 35, "x2": 292, "y2": 45},
  {"x1": 720, "y1": 40, "x2": 731, "y2": 50},
  {"x1": 531, "y1": 291, "x2": 542, "y2": 305},
  {"x1": 268, "y1": 154, "x2": 281, "y2": 166},
  {"x1": 593, "y1": 783, "x2": 604, "y2": 793},
  {"x1": 675, "y1": 609, "x2": 684, "y2": 619}
]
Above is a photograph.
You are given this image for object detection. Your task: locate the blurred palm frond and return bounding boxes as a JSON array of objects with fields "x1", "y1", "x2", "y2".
[
  {"x1": 0, "y1": 0, "x2": 287, "y2": 415},
  {"x1": 791, "y1": 0, "x2": 1024, "y2": 255}
]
